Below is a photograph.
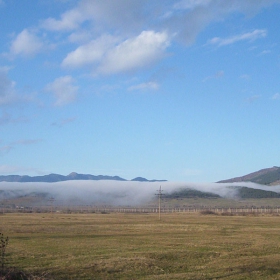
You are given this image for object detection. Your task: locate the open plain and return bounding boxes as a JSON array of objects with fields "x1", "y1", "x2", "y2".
[{"x1": 1, "y1": 212, "x2": 280, "y2": 279}]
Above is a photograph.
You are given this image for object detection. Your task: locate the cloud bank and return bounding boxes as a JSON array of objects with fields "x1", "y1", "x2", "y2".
[{"x1": 1, "y1": 180, "x2": 279, "y2": 206}]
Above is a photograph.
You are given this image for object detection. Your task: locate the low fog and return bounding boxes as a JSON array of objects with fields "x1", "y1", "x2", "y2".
[{"x1": 1, "y1": 180, "x2": 280, "y2": 206}]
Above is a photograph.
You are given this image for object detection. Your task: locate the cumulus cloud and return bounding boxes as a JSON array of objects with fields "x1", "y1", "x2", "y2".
[
  {"x1": 45, "y1": 76, "x2": 78, "y2": 106},
  {"x1": 10, "y1": 29, "x2": 43, "y2": 57},
  {"x1": 98, "y1": 31, "x2": 170, "y2": 74},
  {"x1": 42, "y1": 9, "x2": 84, "y2": 31},
  {"x1": 41, "y1": 0, "x2": 279, "y2": 47},
  {"x1": 62, "y1": 35, "x2": 118, "y2": 68},
  {"x1": 208, "y1": 29, "x2": 267, "y2": 47},
  {"x1": 42, "y1": 0, "x2": 150, "y2": 34},
  {"x1": 63, "y1": 30, "x2": 169, "y2": 74},
  {"x1": 39, "y1": 0, "x2": 280, "y2": 76}
]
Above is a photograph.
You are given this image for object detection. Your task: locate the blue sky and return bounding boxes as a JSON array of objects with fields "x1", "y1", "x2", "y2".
[{"x1": 1, "y1": 0, "x2": 280, "y2": 182}]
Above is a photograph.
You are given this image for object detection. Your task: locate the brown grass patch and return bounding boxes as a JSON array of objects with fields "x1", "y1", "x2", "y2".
[{"x1": 1, "y1": 212, "x2": 280, "y2": 279}]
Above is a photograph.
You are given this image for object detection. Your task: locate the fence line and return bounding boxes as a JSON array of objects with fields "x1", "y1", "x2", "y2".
[{"x1": 1, "y1": 205, "x2": 280, "y2": 214}]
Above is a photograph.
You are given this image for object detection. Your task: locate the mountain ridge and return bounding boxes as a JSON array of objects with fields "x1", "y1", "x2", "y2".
[
  {"x1": 218, "y1": 166, "x2": 280, "y2": 186},
  {"x1": 0, "y1": 173, "x2": 167, "y2": 183}
]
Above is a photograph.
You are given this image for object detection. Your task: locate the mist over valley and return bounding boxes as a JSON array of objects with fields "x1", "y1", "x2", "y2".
[{"x1": 1, "y1": 167, "x2": 280, "y2": 207}]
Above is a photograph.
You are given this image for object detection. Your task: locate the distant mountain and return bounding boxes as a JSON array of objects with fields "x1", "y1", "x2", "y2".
[
  {"x1": 131, "y1": 177, "x2": 167, "y2": 182},
  {"x1": 131, "y1": 177, "x2": 149, "y2": 182},
  {"x1": 0, "y1": 173, "x2": 166, "y2": 183},
  {"x1": 218, "y1": 166, "x2": 280, "y2": 186}
]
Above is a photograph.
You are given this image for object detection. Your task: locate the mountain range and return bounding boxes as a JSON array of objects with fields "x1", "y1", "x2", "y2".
[
  {"x1": 1, "y1": 166, "x2": 280, "y2": 185},
  {"x1": 218, "y1": 166, "x2": 280, "y2": 186},
  {"x1": 0, "y1": 172, "x2": 167, "y2": 183}
]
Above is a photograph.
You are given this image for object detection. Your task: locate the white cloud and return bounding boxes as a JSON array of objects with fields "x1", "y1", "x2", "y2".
[
  {"x1": 68, "y1": 31, "x2": 92, "y2": 43},
  {"x1": 208, "y1": 29, "x2": 267, "y2": 47},
  {"x1": 39, "y1": 0, "x2": 280, "y2": 70},
  {"x1": 41, "y1": 0, "x2": 279, "y2": 47},
  {"x1": 63, "y1": 30, "x2": 169, "y2": 74},
  {"x1": 45, "y1": 76, "x2": 78, "y2": 106},
  {"x1": 10, "y1": 29, "x2": 43, "y2": 56},
  {"x1": 98, "y1": 31, "x2": 170, "y2": 75},
  {"x1": 42, "y1": 9, "x2": 83, "y2": 31},
  {"x1": 128, "y1": 81, "x2": 159, "y2": 91},
  {"x1": 0, "y1": 68, "x2": 17, "y2": 106},
  {"x1": 42, "y1": 0, "x2": 149, "y2": 34},
  {"x1": 62, "y1": 35, "x2": 118, "y2": 68},
  {"x1": 168, "y1": 1, "x2": 277, "y2": 45}
]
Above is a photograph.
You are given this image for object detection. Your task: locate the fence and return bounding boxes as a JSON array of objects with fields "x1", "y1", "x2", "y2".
[{"x1": 2, "y1": 205, "x2": 280, "y2": 214}]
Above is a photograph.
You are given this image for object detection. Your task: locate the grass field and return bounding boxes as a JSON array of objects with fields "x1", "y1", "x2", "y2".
[{"x1": 1, "y1": 212, "x2": 280, "y2": 279}]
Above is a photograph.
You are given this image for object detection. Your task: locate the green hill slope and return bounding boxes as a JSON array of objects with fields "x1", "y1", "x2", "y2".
[{"x1": 218, "y1": 166, "x2": 280, "y2": 186}]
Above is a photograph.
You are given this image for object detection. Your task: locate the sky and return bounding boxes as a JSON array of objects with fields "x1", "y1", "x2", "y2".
[{"x1": 1, "y1": 0, "x2": 280, "y2": 183}]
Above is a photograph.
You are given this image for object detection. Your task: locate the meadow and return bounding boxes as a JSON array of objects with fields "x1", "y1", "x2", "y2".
[{"x1": 1, "y1": 212, "x2": 280, "y2": 279}]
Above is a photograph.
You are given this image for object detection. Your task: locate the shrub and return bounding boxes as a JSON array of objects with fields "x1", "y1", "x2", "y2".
[
  {"x1": 200, "y1": 210, "x2": 217, "y2": 215},
  {"x1": 0, "y1": 232, "x2": 9, "y2": 276}
]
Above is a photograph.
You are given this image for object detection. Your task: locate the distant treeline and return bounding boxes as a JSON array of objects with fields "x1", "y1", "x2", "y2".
[
  {"x1": 164, "y1": 187, "x2": 280, "y2": 200},
  {"x1": 165, "y1": 188, "x2": 220, "y2": 199},
  {"x1": 237, "y1": 187, "x2": 280, "y2": 199}
]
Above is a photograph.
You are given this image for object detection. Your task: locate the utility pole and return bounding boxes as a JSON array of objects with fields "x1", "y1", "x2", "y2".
[
  {"x1": 155, "y1": 186, "x2": 164, "y2": 220},
  {"x1": 49, "y1": 197, "x2": 55, "y2": 214}
]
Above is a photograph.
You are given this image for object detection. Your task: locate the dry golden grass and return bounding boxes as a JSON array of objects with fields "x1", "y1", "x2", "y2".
[{"x1": 1, "y1": 212, "x2": 280, "y2": 279}]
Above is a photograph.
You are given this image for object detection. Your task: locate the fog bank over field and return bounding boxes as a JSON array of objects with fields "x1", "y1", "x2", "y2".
[{"x1": 1, "y1": 180, "x2": 280, "y2": 206}]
